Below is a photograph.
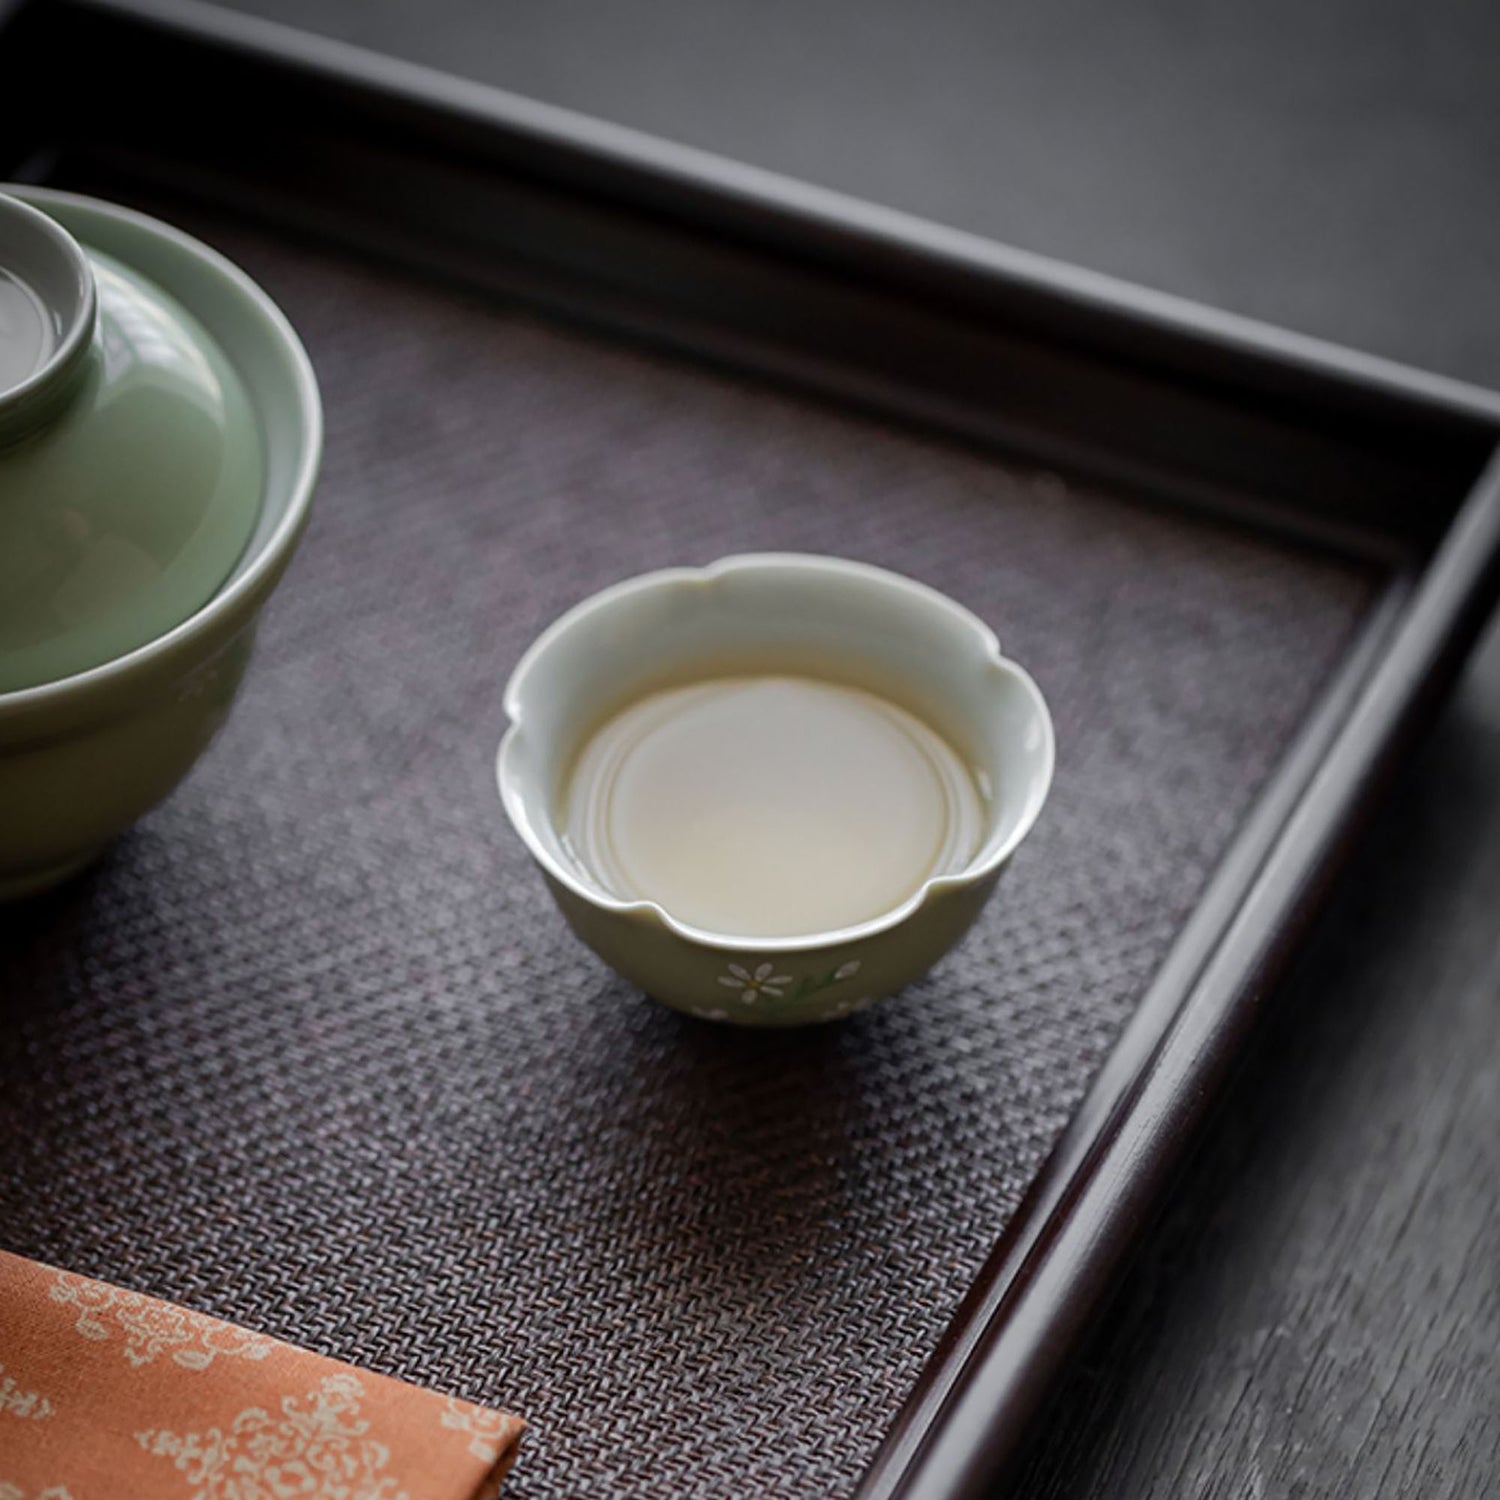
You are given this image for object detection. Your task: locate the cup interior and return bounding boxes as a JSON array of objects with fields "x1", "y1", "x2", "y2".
[{"x1": 501, "y1": 555, "x2": 1054, "y2": 923}]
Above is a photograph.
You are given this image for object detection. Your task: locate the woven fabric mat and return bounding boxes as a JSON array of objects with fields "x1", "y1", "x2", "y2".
[{"x1": 0, "y1": 204, "x2": 1378, "y2": 1498}]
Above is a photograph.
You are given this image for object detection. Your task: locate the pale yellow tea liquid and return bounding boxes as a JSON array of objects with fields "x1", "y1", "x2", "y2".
[{"x1": 564, "y1": 675, "x2": 985, "y2": 938}]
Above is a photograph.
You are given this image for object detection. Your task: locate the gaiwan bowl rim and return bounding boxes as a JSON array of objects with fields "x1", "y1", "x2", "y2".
[
  {"x1": 496, "y1": 552, "x2": 1056, "y2": 954},
  {"x1": 0, "y1": 185, "x2": 322, "y2": 722}
]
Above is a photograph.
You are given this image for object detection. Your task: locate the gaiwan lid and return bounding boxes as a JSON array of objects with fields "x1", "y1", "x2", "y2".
[{"x1": 0, "y1": 190, "x2": 263, "y2": 693}]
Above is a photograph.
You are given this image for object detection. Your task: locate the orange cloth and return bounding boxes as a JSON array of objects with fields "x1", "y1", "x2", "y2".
[{"x1": 0, "y1": 1249, "x2": 524, "y2": 1498}]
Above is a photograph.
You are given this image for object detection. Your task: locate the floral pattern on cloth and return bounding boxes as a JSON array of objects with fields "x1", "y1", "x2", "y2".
[
  {"x1": 49, "y1": 1271, "x2": 275, "y2": 1370},
  {"x1": 138, "y1": 1374, "x2": 410, "y2": 1500},
  {"x1": 441, "y1": 1394, "x2": 520, "y2": 1464},
  {"x1": 0, "y1": 1249, "x2": 524, "y2": 1498},
  {"x1": 0, "y1": 1364, "x2": 55, "y2": 1421}
]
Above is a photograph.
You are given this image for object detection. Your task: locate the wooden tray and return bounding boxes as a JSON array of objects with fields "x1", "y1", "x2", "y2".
[{"x1": 2, "y1": 3, "x2": 1498, "y2": 1496}]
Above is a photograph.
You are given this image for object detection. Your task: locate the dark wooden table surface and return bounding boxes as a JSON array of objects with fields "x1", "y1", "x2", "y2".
[{"x1": 190, "y1": 0, "x2": 1500, "y2": 1491}]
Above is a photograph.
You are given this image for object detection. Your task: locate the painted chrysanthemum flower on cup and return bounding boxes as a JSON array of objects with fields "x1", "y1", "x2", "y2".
[{"x1": 718, "y1": 962, "x2": 792, "y2": 1003}]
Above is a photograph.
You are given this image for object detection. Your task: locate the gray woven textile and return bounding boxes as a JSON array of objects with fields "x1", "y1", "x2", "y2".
[{"x1": 0, "y1": 205, "x2": 1377, "y2": 1498}]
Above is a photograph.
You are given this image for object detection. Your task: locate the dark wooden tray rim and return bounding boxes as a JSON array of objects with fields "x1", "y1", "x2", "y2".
[{"x1": 3, "y1": 2, "x2": 1499, "y2": 1495}]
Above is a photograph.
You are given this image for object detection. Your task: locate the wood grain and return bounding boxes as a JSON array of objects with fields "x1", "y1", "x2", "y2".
[{"x1": 1017, "y1": 620, "x2": 1500, "y2": 1496}]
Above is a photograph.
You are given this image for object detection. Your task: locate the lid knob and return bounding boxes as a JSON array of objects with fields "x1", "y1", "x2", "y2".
[{"x1": 0, "y1": 191, "x2": 97, "y2": 444}]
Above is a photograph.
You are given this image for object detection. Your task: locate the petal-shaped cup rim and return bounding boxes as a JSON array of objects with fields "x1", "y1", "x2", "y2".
[{"x1": 496, "y1": 553, "x2": 1055, "y2": 953}]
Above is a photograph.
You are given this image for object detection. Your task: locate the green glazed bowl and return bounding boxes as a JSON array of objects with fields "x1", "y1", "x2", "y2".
[
  {"x1": 0, "y1": 187, "x2": 321, "y2": 899},
  {"x1": 498, "y1": 555, "x2": 1055, "y2": 1027}
]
